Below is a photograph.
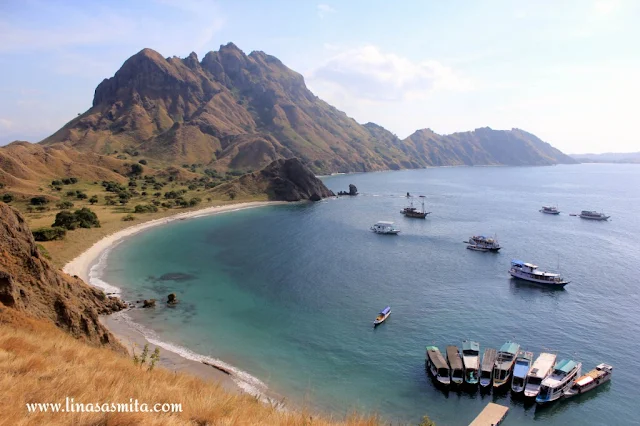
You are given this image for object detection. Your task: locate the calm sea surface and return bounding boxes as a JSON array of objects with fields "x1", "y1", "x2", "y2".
[{"x1": 101, "y1": 164, "x2": 640, "y2": 425}]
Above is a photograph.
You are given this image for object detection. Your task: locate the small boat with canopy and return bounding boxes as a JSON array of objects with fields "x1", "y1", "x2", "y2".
[
  {"x1": 373, "y1": 306, "x2": 391, "y2": 327},
  {"x1": 426, "y1": 346, "x2": 451, "y2": 386}
]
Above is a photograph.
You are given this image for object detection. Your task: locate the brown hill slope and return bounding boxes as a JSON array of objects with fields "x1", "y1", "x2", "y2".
[
  {"x1": 0, "y1": 202, "x2": 126, "y2": 350},
  {"x1": 0, "y1": 141, "x2": 128, "y2": 193},
  {"x1": 41, "y1": 43, "x2": 575, "y2": 173}
]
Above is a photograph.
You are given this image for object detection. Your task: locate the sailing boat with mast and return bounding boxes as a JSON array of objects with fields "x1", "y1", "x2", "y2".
[{"x1": 401, "y1": 195, "x2": 430, "y2": 219}]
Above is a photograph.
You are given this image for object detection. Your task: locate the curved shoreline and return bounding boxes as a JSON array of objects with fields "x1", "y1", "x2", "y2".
[{"x1": 63, "y1": 201, "x2": 288, "y2": 405}]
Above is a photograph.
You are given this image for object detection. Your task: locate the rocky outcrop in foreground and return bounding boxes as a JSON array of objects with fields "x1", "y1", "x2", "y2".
[
  {"x1": 215, "y1": 158, "x2": 334, "y2": 201},
  {"x1": 0, "y1": 202, "x2": 125, "y2": 351}
]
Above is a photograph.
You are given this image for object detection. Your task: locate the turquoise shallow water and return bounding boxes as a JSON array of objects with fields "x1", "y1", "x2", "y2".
[{"x1": 101, "y1": 164, "x2": 640, "y2": 425}]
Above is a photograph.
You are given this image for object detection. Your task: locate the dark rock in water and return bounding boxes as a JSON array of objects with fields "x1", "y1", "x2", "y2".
[
  {"x1": 142, "y1": 299, "x2": 156, "y2": 308},
  {"x1": 337, "y1": 183, "x2": 358, "y2": 196},
  {"x1": 157, "y1": 272, "x2": 196, "y2": 282},
  {"x1": 167, "y1": 293, "x2": 178, "y2": 305},
  {"x1": 309, "y1": 193, "x2": 322, "y2": 202}
]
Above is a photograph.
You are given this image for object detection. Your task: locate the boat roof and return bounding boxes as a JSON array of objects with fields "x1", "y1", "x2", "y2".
[
  {"x1": 481, "y1": 348, "x2": 497, "y2": 371},
  {"x1": 462, "y1": 340, "x2": 480, "y2": 351},
  {"x1": 426, "y1": 346, "x2": 449, "y2": 370},
  {"x1": 446, "y1": 346, "x2": 463, "y2": 370},
  {"x1": 529, "y1": 353, "x2": 556, "y2": 378},
  {"x1": 375, "y1": 221, "x2": 395, "y2": 225},
  {"x1": 379, "y1": 306, "x2": 390, "y2": 315},
  {"x1": 499, "y1": 341, "x2": 520, "y2": 355},
  {"x1": 555, "y1": 359, "x2": 578, "y2": 374},
  {"x1": 512, "y1": 259, "x2": 525, "y2": 266}
]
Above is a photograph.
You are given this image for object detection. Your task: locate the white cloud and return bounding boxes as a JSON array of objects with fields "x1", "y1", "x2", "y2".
[
  {"x1": 317, "y1": 4, "x2": 336, "y2": 19},
  {"x1": 0, "y1": 118, "x2": 13, "y2": 130},
  {"x1": 308, "y1": 45, "x2": 474, "y2": 104}
]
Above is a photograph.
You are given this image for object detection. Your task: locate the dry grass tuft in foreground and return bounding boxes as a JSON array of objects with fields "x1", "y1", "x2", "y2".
[{"x1": 0, "y1": 308, "x2": 381, "y2": 426}]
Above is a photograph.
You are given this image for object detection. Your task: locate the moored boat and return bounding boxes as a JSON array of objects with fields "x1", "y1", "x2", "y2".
[
  {"x1": 511, "y1": 350, "x2": 534, "y2": 393},
  {"x1": 579, "y1": 210, "x2": 610, "y2": 221},
  {"x1": 426, "y1": 346, "x2": 451, "y2": 386},
  {"x1": 564, "y1": 363, "x2": 613, "y2": 398},
  {"x1": 373, "y1": 306, "x2": 390, "y2": 327},
  {"x1": 524, "y1": 352, "x2": 557, "y2": 398},
  {"x1": 493, "y1": 341, "x2": 520, "y2": 388},
  {"x1": 465, "y1": 235, "x2": 501, "y2": 252},
  {"x1": 446, "y1": 345, "x2": 464, "y2": 385},
  {"x1": 462, "y1": 340, "x2": 480, "y2": 385},
  {"x1": 480, "y1": 348, "x2": 497, "y2": 388},
  {"x1": 509, "y1": 260, "x2": 570, "y2": 287},
  {"x1": 370, "y1": 221, "x2": 400, "y2": 234},
  {"x1": 536, "y1": 359, "x2": 582, "y2": 404},
  {"x1": 540, "y1": 206, "x2": 560, "y2": 215},
  {"x1": 400, "y1": 195, "x2": 430, "y2": 219}
]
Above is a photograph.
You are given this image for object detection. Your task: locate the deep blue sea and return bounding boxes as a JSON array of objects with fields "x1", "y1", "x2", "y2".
[{"x1": 100, "y1": 164, "x2": 640, "y2": 425}]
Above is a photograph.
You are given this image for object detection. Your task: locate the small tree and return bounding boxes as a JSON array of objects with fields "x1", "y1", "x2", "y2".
[
  {"x1": 1, "y1": 193, "x2": 13, "y2": 203},
  {"x1": 138, "y1": 159, "x2": 148, "y2": 165},
  {"x1": 32, "y1": 227, "x2": 67, "y2": 241},
  {"x1": 89, "y1": 195, "x2": 99, "y2": 205},
  {"x1": 76, "y1": 191, "x2": 88, "y2": 200},
  {"x1": 30, "y1": 196, "x2": 49, "y2": 206},
  {"x1": 130, "y1": 163, "x2": 143, "y2": 177}
]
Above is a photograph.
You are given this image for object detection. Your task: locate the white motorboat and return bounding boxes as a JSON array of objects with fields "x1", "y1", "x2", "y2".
[
  {"x1": 540, "y1": 206, "x2": 560, "y2": 215},
  {"x1": 373, "y1": 306, "x2": 390, "y2": 327},
  {"x1": 563, "y1": 363, "x2": 613, "y2": 398},
  {"x1": 536, "y1": 359, "x2": 582, "y2": 404},
  {"x1": 370, "y1": 221, "x2": 400, "y2": 234},
  {"x1": 466, "y1": 235, "x2": 501, "y2": 252},
  {"x1": 509, "y1": 260, "x2": 570, "y2": 287},
  {"x1": 524, "y1": 352, "x2": 557, "y2": 398}
]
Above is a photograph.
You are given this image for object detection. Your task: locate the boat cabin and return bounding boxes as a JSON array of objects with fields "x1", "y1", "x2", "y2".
[
  {"x1": 426, "y1": 346, "x2": 450, "y2": 382},
  {"x1": 446, "y1": 345, "x2": 464, "y2": 382}
]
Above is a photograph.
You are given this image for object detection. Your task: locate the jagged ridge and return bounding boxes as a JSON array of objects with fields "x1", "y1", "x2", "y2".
[{"x1": 40, "y1": 43, "x2": 576, "y2": 173}]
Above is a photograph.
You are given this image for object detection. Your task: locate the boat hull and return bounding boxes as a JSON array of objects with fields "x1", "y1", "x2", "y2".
[
  {"x1": 509, "y1": 270, "x2": 569, "y2": 287},
  {"x1": 373, "y1": 313, "x2": 390, "y2": 327},
  {"x1": 467, "y1": 245, "x2": 500, "y2": 252},
  {"x1": 579, "y1": 215, "x2": 609, "y2": 220},
  {"x1": 563, "y1": 375, "x2": 611, "y2": 398}
]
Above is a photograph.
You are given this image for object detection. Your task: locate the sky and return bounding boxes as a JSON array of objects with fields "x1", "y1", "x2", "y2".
[{"x1": 0, "y1": 0, "x2": 638, "y2": 154}]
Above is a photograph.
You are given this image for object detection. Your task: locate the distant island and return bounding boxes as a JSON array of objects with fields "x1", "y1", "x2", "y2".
[{"x1": 570, "y1": 152, "x2": 640, "y2": 164}]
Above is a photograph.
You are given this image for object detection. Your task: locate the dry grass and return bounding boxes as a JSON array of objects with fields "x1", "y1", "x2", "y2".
[{"x1": 0, "y1": 308, "x2": 381, "y2": 426}]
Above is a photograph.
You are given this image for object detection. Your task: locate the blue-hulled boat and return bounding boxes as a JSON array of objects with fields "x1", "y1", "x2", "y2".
[
  {"x1": 511, "y1": 350, "x2": 534, "y2": 393},
  {"x1": 373, "y1": 306, "x2": 391, "y2": 327}
]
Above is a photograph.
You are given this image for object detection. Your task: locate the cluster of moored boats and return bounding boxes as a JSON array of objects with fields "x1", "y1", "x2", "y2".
[{"x1": 425, "y1": 341, "x2": 613, "y2": 404}]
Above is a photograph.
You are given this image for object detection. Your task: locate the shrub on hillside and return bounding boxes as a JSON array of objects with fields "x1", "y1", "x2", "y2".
[
  {"x1": 138, "y1": 159, "x2": 148, "y2": 165},
  {"x1": 122, "y1": 214, "x2": 136, "y2": 221},
  {"x1": 89, "y1": 195, "x2": 99, "y2": 205},
  {"x1": 57, "y1": 201, "x2": 74, "y2": 209},
  {"x1": 76, "y1": 192, "x2": 88, "y2": 200},
  {"x1": 2, "y1": 193, "x2": 13, "y2": 203},
  {"x1": 32, "y1": 227, "x2": 67, "y2": 241},
  {"x1": 134, "y1": 204, "x2": 158, "y2": 213},
  {"x1": 129, "y1": 163, "x2": 143, "y2": 177},
  {"x1": 30, "y1": 196, "x2": 49, "y2": 206}
]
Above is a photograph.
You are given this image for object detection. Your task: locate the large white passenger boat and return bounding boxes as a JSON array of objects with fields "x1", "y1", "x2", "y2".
[
  {"x1": 536, "y1": 359, "x2": 582, "y2": 404},
  {"x1": 579, "y1": 210, "x2": 610, "y2": 220},
  {"x1": 509, "y1": 260, "x2": 570, "y2": 287}
]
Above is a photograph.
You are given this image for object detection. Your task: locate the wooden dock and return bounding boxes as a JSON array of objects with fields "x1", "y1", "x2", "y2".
[{"x1": 469, "y1": 402, "x2": 509, "y2": 426}]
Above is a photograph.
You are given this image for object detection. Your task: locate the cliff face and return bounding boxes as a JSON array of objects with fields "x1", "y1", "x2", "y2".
[
  {"x1": 39, "y1": 43, "x2": 575, "y2": 174},
  {"x1": 213, "y1": 158, "x2": 334, "y2": 201},
  {"x1": 0, "y1": 202, "x2": 125, "y2": 351}
]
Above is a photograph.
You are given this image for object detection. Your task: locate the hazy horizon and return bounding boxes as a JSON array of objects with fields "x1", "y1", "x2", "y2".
[{"x1": 1, "y1": 0, "x2": 638, "y2": 154}]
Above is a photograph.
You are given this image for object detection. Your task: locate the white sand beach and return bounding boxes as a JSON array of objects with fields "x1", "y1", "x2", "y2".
[{"x1": 63, "y1": 201, "x2": 288, "y2": 404}]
